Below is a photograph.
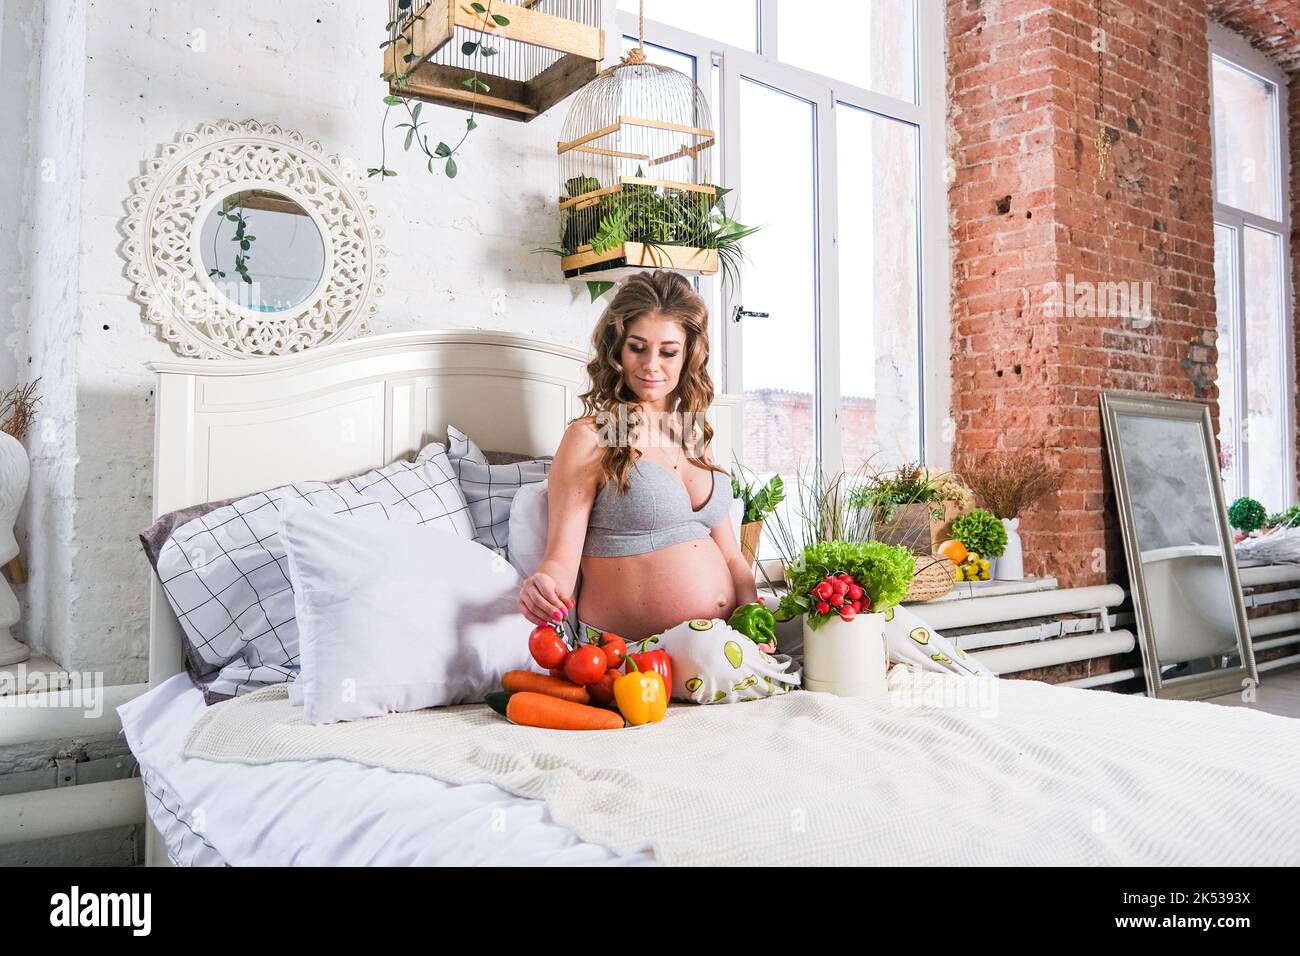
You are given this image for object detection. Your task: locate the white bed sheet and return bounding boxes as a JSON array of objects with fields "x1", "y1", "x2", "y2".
[{"x1": 119, "y1": 675, "x2": 655, "y2": 866}]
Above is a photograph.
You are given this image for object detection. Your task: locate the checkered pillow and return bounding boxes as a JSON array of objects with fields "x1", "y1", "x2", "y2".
[
  {"x1": 447, "y1": 425, "x2": 551, "y2": 558},
  {"x1": 151, "y1": 443, "x2": 475, "y2": 703}
]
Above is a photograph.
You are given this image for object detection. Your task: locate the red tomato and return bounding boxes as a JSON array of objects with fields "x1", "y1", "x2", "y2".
[
  {"x1": 529, "y1": 623, "x2": 569, "y2": 669},
  {"x1": 588, "y1": 667, "x2": 620, "y2": 707},
  {"x1": 600, "y1": 634, "x2": 628, "y2": 670},
  {"x1": 563, "y1": 645, "x2": 608, "y2": 686},
  {"x1": 548, "y1": 650, "x2": 572, "y2": 679}
]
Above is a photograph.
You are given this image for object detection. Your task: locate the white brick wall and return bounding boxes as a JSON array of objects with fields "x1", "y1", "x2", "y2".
[{"x1": 11, "y1": 0, "x2": 621, "y2": 681}]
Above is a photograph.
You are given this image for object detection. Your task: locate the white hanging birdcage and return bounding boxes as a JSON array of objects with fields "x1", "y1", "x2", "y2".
[
  {"x1": 556, "y1": 44, "x2": 719, "y2": 281},
  {"x1": 385, "y1": 1, "x2": 604, "y2": 122}
]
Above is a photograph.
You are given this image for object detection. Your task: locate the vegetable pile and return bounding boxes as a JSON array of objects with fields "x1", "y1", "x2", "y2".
[{"x1": 485, "y1": 621, "x2": 670, "y2": 730}]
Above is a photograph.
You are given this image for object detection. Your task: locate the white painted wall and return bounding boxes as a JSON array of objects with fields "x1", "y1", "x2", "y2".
[{"x1": 16, "y1": 0, "x2": 622, "y2": 681}]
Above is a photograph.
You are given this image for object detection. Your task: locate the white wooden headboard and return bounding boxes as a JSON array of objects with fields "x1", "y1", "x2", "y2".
[{"x1": 146, "y1": 329, "x2": 741, "y2": 684}]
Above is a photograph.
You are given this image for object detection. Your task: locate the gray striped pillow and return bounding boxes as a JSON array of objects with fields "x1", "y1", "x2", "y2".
[{"x1": 447, "y1": 425, "x2": 551, "y2": 558}]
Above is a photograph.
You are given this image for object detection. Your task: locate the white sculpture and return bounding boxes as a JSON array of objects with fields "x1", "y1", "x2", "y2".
[{"x1": 0, "y1": 430, "x2": 30, "y2": 665}]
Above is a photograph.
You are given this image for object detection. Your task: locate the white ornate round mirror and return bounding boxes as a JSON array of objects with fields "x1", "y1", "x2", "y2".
[
  {"x1": 123, "y1": 120, "x2": 386, "y2": 359},
  {"x1": 198, "y1": 188, "x2": 327, "y2": 314}
]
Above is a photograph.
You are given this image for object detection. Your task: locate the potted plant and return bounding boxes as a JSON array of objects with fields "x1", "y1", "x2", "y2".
[
  {"x1": 774, "y1": 539, "x2": 914, "y2": 699},
  {"x1": 730, "y1": 466, "x2": 784, "y2": 567},
  {"x1": 963, "y1": 452, "x2": 1063, "y2": 581},
  {"x1": 753, "y1": 461, "x2": 914, "y2": 698},
  {"x1": 949, "y1": 507, "x2": 1008, "y2": 583},
  {"x1": 542, "y1": 178, "x2": 759, "y2": 302},
  {"x1": 1228, "y1": 497, "x2": 1267, "y2": 542},
  {"x1": 847, "y1": 462, "x2": 944, "y2": 554}
]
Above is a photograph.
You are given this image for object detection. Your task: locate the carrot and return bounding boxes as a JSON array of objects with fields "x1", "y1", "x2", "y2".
[
  {"x1": 501, "y1": 670, "x2": 590, "y2": 704},
  {"x1": 506, "y1": 692, "x2": 625, "y2": 731}
]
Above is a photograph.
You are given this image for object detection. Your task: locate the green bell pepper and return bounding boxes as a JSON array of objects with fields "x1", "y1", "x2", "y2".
[{"x1": 728, "y1": 602, "x2": 777, "y2": 649}]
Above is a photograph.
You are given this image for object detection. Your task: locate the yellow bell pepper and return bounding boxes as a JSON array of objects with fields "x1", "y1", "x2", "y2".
[{"x1": 614, "y1": 656, "x2": 667, "y2": 726}]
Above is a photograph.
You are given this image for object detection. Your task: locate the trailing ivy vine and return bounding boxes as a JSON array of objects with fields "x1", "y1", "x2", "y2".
[
  {"x1": 373, "y1": 0, "x2": 509, "y2": 180},
  {"x1": 207, "y1": 199, "x2": 255, "y2": 285}
]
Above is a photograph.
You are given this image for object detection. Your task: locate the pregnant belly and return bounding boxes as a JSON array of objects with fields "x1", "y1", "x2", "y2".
[{"x1": 578, "y1": 537, "x2": 736, "y2": 642}]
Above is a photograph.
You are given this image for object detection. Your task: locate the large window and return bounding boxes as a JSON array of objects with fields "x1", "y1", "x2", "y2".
[
  {"x1": 1211, "y1": 28, "x2": 1295, "y2": 509},
  {"x1": 616, "y1": 1, "x2": 945, "y2": 495}
]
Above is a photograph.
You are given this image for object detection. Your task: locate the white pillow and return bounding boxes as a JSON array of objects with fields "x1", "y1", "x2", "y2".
[
  {"x1": 280, "y1": 499, "x2": 535, "y2": 724},
  {"x1": 507, "y1": 478, "x2": 746, "y2": 582},
  {"x1": 152, "y1": 441, "x2": 475, "y2": 703}
]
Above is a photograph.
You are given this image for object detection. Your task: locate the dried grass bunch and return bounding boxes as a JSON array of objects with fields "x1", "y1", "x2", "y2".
[
  {"x1": 0, "y1": 380, "x2": 41, "y2": 441},
  {"x1": 964, "y1": 451, "x2": 1063, "y2": 519}
]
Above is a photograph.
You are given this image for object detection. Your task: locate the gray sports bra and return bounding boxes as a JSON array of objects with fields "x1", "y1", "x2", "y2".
[{"x1": 584, "y1": 457, "x2": 732, "y2": 557}]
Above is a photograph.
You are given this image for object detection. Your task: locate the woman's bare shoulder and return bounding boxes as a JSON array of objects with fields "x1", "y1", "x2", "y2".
[{"x1": 555, "y1": 417, "x2": 606, "y2": 465}]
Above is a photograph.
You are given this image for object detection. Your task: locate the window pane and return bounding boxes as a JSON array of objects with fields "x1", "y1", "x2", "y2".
[
  {"x1": 838, "y1": 105, "x2": 921, "y2": 471},
  {"x1": 620, "y1": 35, "x2": 695, "y2": 80},
  {"x1": 737, "y1": 78, "x2": 817, "y2": 481},
  {"x1": 618, "y1": 0, "x2": 757, "y2": 52},
  {"x1": 1213, "y1": 56, "x2": 1279, "y2": 219},
  {"x1": 778, "y1": 0, "x2": 916, "y2": 103},
  {"x1": 1242, "y1": 227, "x2": 1286, "y2": 507},
  {"x1": 1213, "y1": 223, "x2": 1240, "y2": 500}
]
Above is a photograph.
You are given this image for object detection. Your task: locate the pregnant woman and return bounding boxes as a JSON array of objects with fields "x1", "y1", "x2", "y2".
[{"x1": 517, "y1": 270, "x2": 798, "y2": 703}]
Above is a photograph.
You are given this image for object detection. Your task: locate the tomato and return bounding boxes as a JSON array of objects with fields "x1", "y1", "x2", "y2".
[
  {"x1": 529, "y1": 623, "x2": 569, "y2": 670},
  {"x1": 588, "y1": 667, "x2": 620, "y2": 707},
  {"x1": 599, "y1": 634, "x2": 628, "y2": 670},
  {"x1": 563, "y1": 645, "x2": 608, "y2": 686}
]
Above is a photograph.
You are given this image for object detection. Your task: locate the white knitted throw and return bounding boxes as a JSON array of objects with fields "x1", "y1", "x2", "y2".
[{"x1": 183, "y1": 672, "x2": 1300, "y2": 866}]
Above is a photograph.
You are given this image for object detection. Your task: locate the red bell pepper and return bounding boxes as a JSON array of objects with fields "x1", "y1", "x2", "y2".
[{"x1": 624, "y1": 636, "x2": 672, "y2": 699}]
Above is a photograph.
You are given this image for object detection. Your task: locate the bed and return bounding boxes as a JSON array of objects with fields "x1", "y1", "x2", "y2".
[
  {"x1": 131, "y1": 329, "x2": 1300, "y2": 867},
  {"x1": 136, "y1": 328, "x2": 734, "y2": 866}
]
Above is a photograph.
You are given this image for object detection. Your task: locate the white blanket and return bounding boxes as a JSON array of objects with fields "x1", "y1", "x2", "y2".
[{"x1": 183, "y1": 672, "x2": 1300, "y2": 866}]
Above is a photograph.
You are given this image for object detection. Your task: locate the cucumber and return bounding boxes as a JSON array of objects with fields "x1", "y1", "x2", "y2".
[{"x1": 485, "y1": 691, "x2": 513, "y2": 717}]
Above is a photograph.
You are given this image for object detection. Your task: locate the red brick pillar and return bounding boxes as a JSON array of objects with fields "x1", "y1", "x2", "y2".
[{"x1": 947, "y1": 0, "x2": 1218, "y2": 589}]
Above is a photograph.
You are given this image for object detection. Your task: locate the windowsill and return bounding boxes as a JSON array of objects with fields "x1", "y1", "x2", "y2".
[
  {"x1": 0, "y1": 655, "x2": 67, "y2": 697},
  {"x1": 756, "y1": 575, "x2": 1060, "y2": 606}
]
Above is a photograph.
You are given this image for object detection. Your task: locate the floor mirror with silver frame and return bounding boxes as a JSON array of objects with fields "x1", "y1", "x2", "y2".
[{"x1": 1100, "y1": 392, "x2": 1258, "y2": 700}]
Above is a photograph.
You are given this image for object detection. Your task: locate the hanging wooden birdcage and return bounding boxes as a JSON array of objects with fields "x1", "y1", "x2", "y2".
[
  {"x1": 556, "y1": 46, "x2": 720, "y2": 282},
  {"x1": 384, "y1": 1, "x2": 604, "y2": 122}
]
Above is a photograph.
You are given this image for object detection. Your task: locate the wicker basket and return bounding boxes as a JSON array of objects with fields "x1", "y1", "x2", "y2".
[{"x1": 904, "y1": 554, "x2": 956, "y2": 603}]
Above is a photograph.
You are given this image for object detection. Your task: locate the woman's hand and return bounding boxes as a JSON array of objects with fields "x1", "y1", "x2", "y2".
[{"x1": 519, "y1": 571, "x2": 576, "y2": 626}]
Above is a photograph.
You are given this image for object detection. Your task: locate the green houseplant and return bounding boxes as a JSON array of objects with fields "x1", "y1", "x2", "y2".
[
  {"x1": 1228, "y1": 496, "x2": 1267, "y2": 534},
  {"x1": 730, "y1": 465, "x2": 784, "y2": 567},
  {"x1": 950, "y1": 507, "x2": 1008, "y2": 560},
  {"x1": 848, "y1": 462, "x2": 944, "y2": 554},
  {"x1": 542, "y1": 177, "x2": 759, "y2": 301}
]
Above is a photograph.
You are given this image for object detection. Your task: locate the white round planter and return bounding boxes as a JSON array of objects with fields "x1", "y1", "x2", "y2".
[
  {"x1": 0, "y1": 431, "x2": 30, "y2": 666},
  {"x1": 801, "y1": 611, "x2": 889, "y2": 699},
  {"x1": 994, "y1": 516, "x2": 1024, "y2": 581}
]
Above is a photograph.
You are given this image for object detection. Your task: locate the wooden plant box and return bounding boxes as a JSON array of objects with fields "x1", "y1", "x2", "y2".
[
  {"x1": 385, "y1": 1, "x2": 604, "y2": 122},
  {"x1": 560, "y1": 242, "x2": 718, "y2": 280}
]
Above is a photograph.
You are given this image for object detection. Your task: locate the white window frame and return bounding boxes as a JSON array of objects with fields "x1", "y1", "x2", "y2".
[
  {"x1": 615, "y1": 1, "x2": 952, "y2": 472},
  {"x1": 1209, "y1": 23, "x2": 1297, "y2": 508}
]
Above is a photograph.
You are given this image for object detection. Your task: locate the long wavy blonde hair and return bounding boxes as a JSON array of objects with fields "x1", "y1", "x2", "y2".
[{"x1": 573, "y1": 270, "x2": 726, "y2": 496}]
